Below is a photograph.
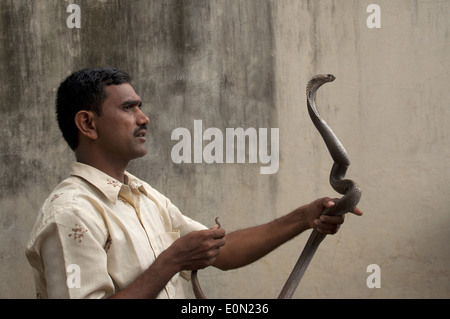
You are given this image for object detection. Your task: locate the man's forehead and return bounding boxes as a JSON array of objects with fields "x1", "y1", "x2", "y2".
[{"x1": 104, "y1": 83, "x2": 141, "y2": 104}]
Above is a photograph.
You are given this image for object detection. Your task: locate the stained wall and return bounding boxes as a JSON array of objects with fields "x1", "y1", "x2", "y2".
[{"x1": 0, "y1": 0, "x2": 448, "y2": 298}]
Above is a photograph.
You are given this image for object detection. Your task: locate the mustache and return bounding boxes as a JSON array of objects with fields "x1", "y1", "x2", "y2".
[{"x1": 134, "y1": 125, "x2": 147, "y2": 136}]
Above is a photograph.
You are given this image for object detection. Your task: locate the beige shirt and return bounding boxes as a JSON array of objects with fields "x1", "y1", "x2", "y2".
[{"x1": 26, "y1": 162, "x2": 206, "y2": 299}]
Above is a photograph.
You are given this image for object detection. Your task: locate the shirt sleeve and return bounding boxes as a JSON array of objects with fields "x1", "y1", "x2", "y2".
[{"x1": 27, "y1": 204, "x2": 115, "y2": 299}]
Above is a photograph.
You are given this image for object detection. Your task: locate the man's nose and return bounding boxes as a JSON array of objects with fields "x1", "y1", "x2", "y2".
[{"x1": 137, "y1": 108, "x2": 150, "y2": 125}]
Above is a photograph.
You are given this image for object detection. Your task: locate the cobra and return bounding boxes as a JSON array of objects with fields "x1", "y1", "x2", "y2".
[
  {"x1": 277, "y1": 74, "x2": 362, "y2": 298},
  {"x1": 191, "y1": 74, "x2": 362, "y2": 299}
]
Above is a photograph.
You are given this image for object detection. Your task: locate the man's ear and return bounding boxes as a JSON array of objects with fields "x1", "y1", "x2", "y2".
[{"x1": 74, "y1": 110, "x2": 98, "y2": 141}]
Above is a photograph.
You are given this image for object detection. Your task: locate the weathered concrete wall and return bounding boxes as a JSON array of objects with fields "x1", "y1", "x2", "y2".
[{"x1": 0, "y1": 0, "x2": 448, "y2": 298}]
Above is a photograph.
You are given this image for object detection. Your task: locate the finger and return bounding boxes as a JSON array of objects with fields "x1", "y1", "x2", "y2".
[
  {"x1": 203, "y1": 226, "x2": 225, "y2": 237},
  {"x1": 319, "y1": 215, "x2": 345, "y2": 225},
  {"x1": 314, "y1": 218, "x2": 341, "y2": 234},
  {"x1": 351, "y1": 206, "x2": 363, "y2": 216},
  {"x1": 210, "y1": 228, "x2": 226, "y2": 239},
  {"x1": 206, "y1": 230, "x2": 226, "y2": 248},
  {"x1": 314, "y1": 215, "x2": 343, "y2": 234},
  {"x1": 316, "y1": 224, "x2": 340, "y2": 235},
  {"x1": 321, "y1": 197, "x2": 337, "y2": 208}
]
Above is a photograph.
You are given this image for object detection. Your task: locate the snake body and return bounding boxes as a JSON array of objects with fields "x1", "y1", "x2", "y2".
[
  {"x1": 277, "y1": 74, "x2": 362, "y2": 298},
  {"x1": 192, "y1": 74, "x2": 361, "y2": 299}
]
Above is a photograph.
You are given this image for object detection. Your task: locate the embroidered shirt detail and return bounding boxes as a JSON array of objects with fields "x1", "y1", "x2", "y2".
[
  {"x1": 50, "y1": 193, "x2": 63, "y2": 203},
  {"x1": 68, "y1": 224, "x2": 88, "y2": 243},
  {"x1": 107, "y1": 179, "x2": 121, "y2": 188}
]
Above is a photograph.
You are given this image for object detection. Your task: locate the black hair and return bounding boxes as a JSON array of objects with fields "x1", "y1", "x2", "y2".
[{"x1": 56, "y1": 67, "x2": 131, "y2": 150}]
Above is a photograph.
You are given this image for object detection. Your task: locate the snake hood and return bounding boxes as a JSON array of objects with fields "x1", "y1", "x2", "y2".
[{"x1": 306, "y1": 74, "x2": 336, "y2": 96}]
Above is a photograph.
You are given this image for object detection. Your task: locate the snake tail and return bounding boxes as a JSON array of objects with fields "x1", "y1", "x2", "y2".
[{"x1": 191, "y1": 217, "x2": 221, "y2": 299}]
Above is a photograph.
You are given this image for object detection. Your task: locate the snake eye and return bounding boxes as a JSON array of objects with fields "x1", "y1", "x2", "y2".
[{"x1": 327, "y1": 74, "x2": 333, "y2": 78}]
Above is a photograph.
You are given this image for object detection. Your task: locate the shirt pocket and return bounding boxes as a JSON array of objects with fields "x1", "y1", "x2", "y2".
[{"x1": 159, "y1": 229, "x2": 180, "y2": 248}]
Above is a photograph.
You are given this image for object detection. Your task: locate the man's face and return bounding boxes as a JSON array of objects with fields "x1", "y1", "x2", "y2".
[{"x1": 94, "y1": 83, "x2": 150, "y2": 163}]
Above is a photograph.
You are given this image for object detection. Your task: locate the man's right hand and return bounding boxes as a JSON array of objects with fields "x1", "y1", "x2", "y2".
[{"x1": 167, "y1": 226, "x2": 226, "y2": 272}]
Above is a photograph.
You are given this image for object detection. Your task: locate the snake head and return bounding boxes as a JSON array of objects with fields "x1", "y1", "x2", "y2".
[{"x1": 306, "y1": 74, "x2": 336, "y2": 94}]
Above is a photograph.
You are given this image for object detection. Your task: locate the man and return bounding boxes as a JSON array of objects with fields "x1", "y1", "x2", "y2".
[{"x1": 26, "y1": 67, "x2": 362, "y2": 299}]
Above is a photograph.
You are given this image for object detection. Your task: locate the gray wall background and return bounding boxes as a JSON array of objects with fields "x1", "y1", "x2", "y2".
[{"x1": 1, "y1": 0, "x2": 449, "y2": 298}]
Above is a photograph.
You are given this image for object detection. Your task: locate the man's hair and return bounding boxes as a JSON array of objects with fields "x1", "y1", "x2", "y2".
[{"x1": 56, "y1": 67, "x2": 131, "y2": 150}]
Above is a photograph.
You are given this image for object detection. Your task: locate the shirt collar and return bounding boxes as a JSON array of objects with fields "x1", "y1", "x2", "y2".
[{"x1": 70, "y1": 162, "x2": 147, "y2": 204}]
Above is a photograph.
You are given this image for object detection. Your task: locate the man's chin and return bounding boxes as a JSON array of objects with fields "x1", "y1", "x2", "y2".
[
  {"x1": 129, "y1": 146, "x2": 147, "y2": 161},
  {"x1": 136, "y1": 149, "x2": 147, "y2": 158}
]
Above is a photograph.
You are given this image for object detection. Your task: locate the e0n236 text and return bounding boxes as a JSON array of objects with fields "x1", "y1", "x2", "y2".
[{"x1": 225, "y1": 303, "x2": 269, "y2": 314}]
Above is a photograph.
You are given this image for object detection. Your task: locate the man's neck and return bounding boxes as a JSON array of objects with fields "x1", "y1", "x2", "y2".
[{"x1": 75, "y1": 150, "x2": 129, "y2": 183}]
